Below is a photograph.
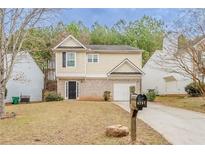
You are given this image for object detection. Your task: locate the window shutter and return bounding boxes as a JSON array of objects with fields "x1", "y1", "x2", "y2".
[{"x1": 62, "y1": 52, "x2": 66, "y2": 67}]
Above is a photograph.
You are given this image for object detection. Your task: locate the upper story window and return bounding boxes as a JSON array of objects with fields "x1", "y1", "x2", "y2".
[
  {"x1": 87, "y1": 54, "x2": 99, "y2": 63},
  {"x1": 67, "y1": 52, "x2": 76, "y2": 67}
]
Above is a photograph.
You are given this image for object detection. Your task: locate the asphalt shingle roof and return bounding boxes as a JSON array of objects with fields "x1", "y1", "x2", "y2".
[{"x1": 85, "y1": 45, "x2": 141, "y2": 51}]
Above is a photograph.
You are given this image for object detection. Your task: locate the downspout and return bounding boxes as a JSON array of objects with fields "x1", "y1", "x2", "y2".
[
  {"x1": 84, "y1": 49, "x2": 87, "y2": 80},
  {"x1": 140, "y1": 77, "x2": 142, "y2": 94}
]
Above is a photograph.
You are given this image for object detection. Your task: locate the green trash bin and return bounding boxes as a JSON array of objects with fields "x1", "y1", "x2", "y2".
[{"x1": 12, "y1": 97, "x2": 20, "y2": 104}]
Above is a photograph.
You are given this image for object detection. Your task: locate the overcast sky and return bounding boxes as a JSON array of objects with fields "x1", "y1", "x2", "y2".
[{"x1": 53, "y1": 8, "x2": 188, "y2": 28}]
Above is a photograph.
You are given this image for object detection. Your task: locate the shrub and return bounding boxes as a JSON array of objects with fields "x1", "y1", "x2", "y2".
[
  {"x1": 45, "y1": 92, "x2": 64, "y2": 102},
  {"x1": 103, "y1": 91, "x2": 111, "y2": 101},
  {"x1": 146, "y1": 89, "x2": 157, "y2": 101},
  {"x1": 185, "y1": 82, "x2": 203, "y2": 97}
]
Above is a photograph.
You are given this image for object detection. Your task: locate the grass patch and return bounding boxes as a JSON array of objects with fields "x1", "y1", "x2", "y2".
[
  {"x1": 155, "y1": 96, "x2": 205, "y2": 113},
  {"x1": 0, "y1": 101, "x2": 169, "y2": 145}
]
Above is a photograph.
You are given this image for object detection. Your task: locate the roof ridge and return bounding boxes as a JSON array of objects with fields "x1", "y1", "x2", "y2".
[
  {"x1": 84, "y1": 44, "x2": 142, "y2": 51},
  {"x1": 86, "y1": 44, "x2": 134, "y2": 46}
]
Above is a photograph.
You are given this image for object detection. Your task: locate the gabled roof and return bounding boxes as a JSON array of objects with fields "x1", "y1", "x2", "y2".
[
  {"x1": 107, "y1": 58, "x2": 144, "y2": 75},
  {"x1": 7, "y1": 51, "x2": 44, "y2": 77},
  {"x1": 53, "y1": 35, "x2": 142, "y2": 53},
  {"x1": 52, "y1": 35, "x2": 87, "y2": 50}
]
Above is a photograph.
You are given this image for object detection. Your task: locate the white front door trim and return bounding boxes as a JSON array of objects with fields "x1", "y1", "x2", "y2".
[{"x1": 65, "y1": 80, "x2": 80, "y2": 100}]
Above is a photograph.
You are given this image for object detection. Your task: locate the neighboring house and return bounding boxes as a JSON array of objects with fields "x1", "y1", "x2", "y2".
[
  {"x1": 142, "y1": 50, "x2": 192, "y2": 95},
  {"x1": 142, "y1": 33, "x2": 205, "y2": 95},
  {"x1": 53, "y1": 35, "x2": 144, "y2": 101},
  {"x1": 142, "y1": 33, "x2": 192, "y2": 95},
  {"x1": 6, "y1": 52, "x2": 44, "y2": 102},
  {"x1": 193, "y1": 37, "x2": 205, "y2": 83}
]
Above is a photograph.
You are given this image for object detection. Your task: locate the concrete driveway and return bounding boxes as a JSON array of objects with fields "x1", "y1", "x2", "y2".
[{"x1": 114, "y1": 101, "x2": 205, "y2": 145}]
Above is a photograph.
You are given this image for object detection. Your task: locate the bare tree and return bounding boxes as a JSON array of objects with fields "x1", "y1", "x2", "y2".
[
  {"x1": 0, "y1": 8, "x2": 54, "y2": 117},
  {"x1": 154, "y1": 9, "x2": 205, "y2": 95}
]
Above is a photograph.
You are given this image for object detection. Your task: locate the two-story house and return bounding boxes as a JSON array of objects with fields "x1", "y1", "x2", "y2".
[{"x1": 53, "y1": 35, "x2": 144, "y2": 101}]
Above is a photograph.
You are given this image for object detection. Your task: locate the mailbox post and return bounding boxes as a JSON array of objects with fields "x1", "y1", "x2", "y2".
[
  {"x1": 130, "y1": 93, "x2": 147, "y2": 143},
  {"x1": 130, "y1": 94, "x2": 138, "y2": 142}
]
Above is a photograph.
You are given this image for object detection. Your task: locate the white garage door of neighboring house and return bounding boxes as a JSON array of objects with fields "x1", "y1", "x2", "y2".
[
  {"x1": 113, "y1": 83, "x2": 136, "y2": 101},
  {"x1": 165, "y1": 81, "x2": 178, "y2": 94}
]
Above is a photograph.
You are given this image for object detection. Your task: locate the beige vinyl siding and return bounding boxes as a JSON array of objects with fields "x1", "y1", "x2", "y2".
[
  {"x1": 56, "y1": 51, "x2": 86, "y2": 74},
  {"x1": 114, "y1": 62, "x2": 137, "y2": 72},
  {"x1": 59, "y1": 37, "x2": 82, "y2": 47},
  {"x1": 56, "y1": 50, "x2": 142, "y2": 76},
  {"x1": 86, "y1": 52, "x2": 142, "y2": 74}
]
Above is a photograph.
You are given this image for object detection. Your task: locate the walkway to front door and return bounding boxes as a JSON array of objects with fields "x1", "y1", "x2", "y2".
[{"x1": 114, "y1": 101, "x2": 205, "y2": 144}]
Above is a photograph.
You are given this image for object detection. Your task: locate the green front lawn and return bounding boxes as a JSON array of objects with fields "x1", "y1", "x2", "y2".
[
  {"x1": 155, "y1": 96, "x2": 205, "y2": 113},
  {"x1": 0, "y1": 101, "x2": 169, "y2": 145}
]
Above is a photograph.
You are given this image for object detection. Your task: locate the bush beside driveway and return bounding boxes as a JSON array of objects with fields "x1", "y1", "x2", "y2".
[{"x1": 0, "y1": 101, "x2": 169, "y2": 145}]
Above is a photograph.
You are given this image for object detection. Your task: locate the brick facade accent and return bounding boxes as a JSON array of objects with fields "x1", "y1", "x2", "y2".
[
  {"x1": 57, "y1": 79, "x2": 65, "y2": 97},
  {"x1": 57, "y1": 78, "x2": 141, "y2": 101}
]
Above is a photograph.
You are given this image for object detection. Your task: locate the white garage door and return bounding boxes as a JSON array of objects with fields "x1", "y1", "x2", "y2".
[
  {"x1": 113, "y1": 83, "x2": 136, "y2": 101},
  {"x1": 166, "y1": 81, "x2": 177, "y2": 94}
]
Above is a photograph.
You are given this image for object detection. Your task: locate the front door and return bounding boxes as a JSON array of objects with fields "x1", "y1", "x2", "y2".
[{"x1": 68, "y1": 81, "x2": 76, "y2": 99}]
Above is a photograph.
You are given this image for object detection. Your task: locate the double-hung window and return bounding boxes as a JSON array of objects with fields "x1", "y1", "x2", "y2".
[
  {"x1": 87, "y1": 54, "x2": 93, "y2": 63},
  {"x1": 67, "y1": 52, "x2": 76, "y2": 67},
  {"x1": 87, "y1": 54, "x2": 99, "y2": 63}
]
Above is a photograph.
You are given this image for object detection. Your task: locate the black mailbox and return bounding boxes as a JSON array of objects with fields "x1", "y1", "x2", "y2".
[
  {"x1": 136, "y1": 94, "x2": 147, "y2": 110},
  {"x1": 130, "y1": 93, "x2": 147, "y2": 111}
]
